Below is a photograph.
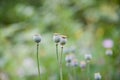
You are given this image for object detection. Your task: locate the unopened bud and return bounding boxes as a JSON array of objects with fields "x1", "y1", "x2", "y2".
[
  {"x1": 60, "y1": 35, "x2": 67, "y2": 46},
  {"x1": 53, "y1": 33, "x2": 61, "y2": 43},
  {"x1": 33, "y1": 34, "x2": 41, "y2": 43},
  {"x1": 94, "y1": 72, "x2": 102, "y2": 80}
]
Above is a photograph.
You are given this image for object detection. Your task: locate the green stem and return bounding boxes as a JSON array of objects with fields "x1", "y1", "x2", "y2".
[
  {"x1": 81, "y1": 69, "x2": 85, "y2": 80},
  {"x1": 37, "y1": 43, "x2": 41, "y2": 80},
  {"x1": 60, "y1": 46, "x2": 63, "y2": 80},
  {"x1": 56, "y1": 43, "x2": 60, "y2": 79},
  {"x1": 56, "y1": 43, "x2": 59, "y2": 65},
  {"x1": 73, "y1": 67, "x2": 77, "y2": 80},
  {"x1": 67, "y1": 66, "x2": 72, "y2": 80},
  {"x1": 87, "y1": 62, "x2": 90, "y2": 80}
]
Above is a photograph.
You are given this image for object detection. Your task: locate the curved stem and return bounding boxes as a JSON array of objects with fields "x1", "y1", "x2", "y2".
[{"x1": 37, "y1": 43, "x2": 41, "y2": 80}]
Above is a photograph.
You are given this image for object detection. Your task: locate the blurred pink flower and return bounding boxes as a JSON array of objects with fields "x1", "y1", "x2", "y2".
[{"x1": 103, "y1": 39, "x2": 114, "y2": 48}]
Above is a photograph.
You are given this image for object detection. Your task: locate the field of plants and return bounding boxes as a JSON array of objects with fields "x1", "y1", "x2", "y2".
[{"x1": 0, "y1": 0, "x2": 120, "y2": 80}]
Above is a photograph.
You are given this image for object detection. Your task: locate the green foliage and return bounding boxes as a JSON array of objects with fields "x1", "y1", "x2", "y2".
[{"x1": 0, "y1": 0, "x2": 120, "y2": 80}]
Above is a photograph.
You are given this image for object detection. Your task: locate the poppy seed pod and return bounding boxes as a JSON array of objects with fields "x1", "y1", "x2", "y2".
[
  {"x1": 60, "y1": 35, "x2": 67, "y2": 46},
  {"x1": 33, "y1": 34, "x2": 41, "y2": 43},
  {"x1": 71, "y1": 59, "x2": 78, "y2": 67},
  {"x1": 80, "y1": 61, "x2": 86, "y2": 69},
  {"x1": 105, "y1": 49, "x2": 113, "y2": 56},
  {"x1": 53, "y1": 33, "x2": 61, "y2": 43},
  {"x1": 65, "y1": 54, "x2": 75, "y2": 63},
  {"x1": 84, "y1": 54, "x2": 92, "y2": 61},
  {"x1": 94, "y1": 72, "x2": 102, "y2": 80}
]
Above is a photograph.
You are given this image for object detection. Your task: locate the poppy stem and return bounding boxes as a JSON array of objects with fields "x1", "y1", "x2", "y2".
[
  {"x1": 60, "y1": 46, "x2": 63, "y2": 80},
  {"x1": 37, "y1": 43, "x2": 41, "y2": 80}
]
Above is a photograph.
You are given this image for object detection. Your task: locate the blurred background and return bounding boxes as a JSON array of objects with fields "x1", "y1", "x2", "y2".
[{"x1": 0, "y1": 0, "x2": 120, "y2": 80}]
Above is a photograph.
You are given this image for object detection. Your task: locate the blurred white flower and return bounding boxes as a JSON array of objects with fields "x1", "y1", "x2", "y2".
[
  {"x1": 103, "y1": 39, "x2": 114, "y2": 48},
  {"x1": 105, "y1": 49, "x2": 113, "y2": 56},
  {"x1": 84, "y1": 53, "x2": 92, "y2": 61},
  {"x1": 33, "y1": 34, "x2": 42, "y2": 43},
  {"x1": 94, "y1": 72, "x2": 102, "y2": 80}
]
